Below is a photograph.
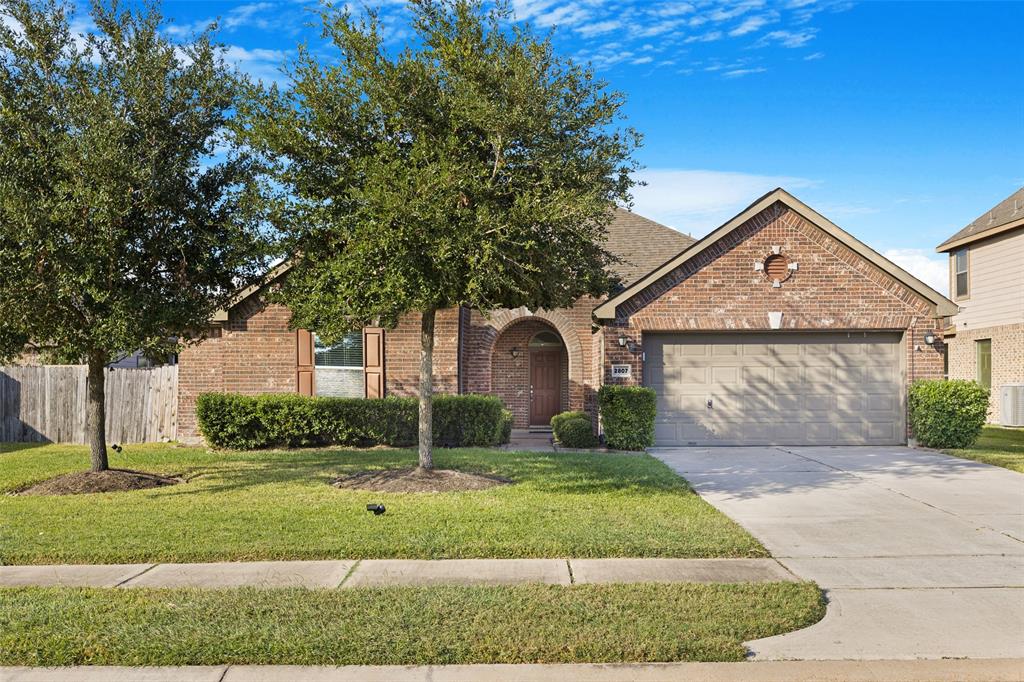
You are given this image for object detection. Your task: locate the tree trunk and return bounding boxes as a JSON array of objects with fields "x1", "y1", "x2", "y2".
[
  {"x1": 86, "y1": 350, "x2": 109, "y2": 472},
  {"x1": 418, "y1": 307, "x2": 435, "y2": 470}
]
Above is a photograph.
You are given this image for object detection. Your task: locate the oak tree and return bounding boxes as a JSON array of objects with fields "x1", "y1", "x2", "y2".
[
  {"x1": 0, "y1": 0, "x2": 272, "y2": 470},
  {"x1": 246, "y1": 0, "x2": 639, "y2": 469}
]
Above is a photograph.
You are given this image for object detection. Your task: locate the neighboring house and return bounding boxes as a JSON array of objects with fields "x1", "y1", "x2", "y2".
[
  {"x1": 108, "y1": 350, "x2": 178, "y2": 369},
  {"x1": 13, "y1": 346, "x2": 177, "y2": 369},
  {"x1": 936, "y1": 187, "x2": 1024, "y2": 424},
  {"x1": 178, "y1": 188, "x2": 955, "y2": 446}
]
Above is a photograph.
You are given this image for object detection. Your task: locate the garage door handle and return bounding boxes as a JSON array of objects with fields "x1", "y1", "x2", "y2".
[{"x1": 706, "y1": 398, "x2": 713, "y2": 409}]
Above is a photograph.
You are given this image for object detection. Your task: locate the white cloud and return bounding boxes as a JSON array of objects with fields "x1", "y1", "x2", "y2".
[
  {"x1": 723, "y1": 66, "x2": 768, "y2": 77},
  {"x1": 883, "y1": 248, "x2": 949, "y2": 295},
  {"x1": 804, "y1": 51, "x2": 825, "y2": 60},
  {"x1": 223, "y1": 45, "x2": 289, "y2": 84},
  {"x1": 631, "y1": 56, "x2": 654, "y2": 64},
  {"x1": 631, "y1": 169, "x2": 820, "y2": 234},
  {"x1": 728, "y1": 12, "x2": 778, "y2": 36},
  {"x1": 654, "y1": 2, "x2": 697, "y2": 18},
  {"x1": 512, "y1": 0, "x2": 590, "y2": 28},
  {"x1": 684, "y1": 30, "x2": 723, "y2": 43},
  {"x1": 756, "y1": 28, "x2": 817, "y2": 47},
  {"x1": 576, "y1": 19, "x2": 621, "y2": 37}
]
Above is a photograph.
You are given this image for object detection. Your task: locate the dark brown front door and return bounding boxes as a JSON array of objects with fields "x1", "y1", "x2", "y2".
[{"x1": 530, "y1": 349, "x2": 561, "y2": 426}]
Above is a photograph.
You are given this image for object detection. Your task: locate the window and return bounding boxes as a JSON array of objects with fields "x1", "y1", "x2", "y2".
[
  {"x1": 976, "y1": 339, "x2": 992, "y2": 390},
  {"x1": 954, "y1": 248, "x2": 969, "y2": 298},
  {"x1": 315, "y1": 332, "x2": 364, "y2": 398},
  {"x1": 315, "y1": 332, "x2": 363, "y2": 368},
  {"x1": 529, "y1": 331, "x2": 562, "y2": 347}
]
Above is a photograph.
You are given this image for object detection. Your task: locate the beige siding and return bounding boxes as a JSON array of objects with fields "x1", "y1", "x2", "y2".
[{"x1": 950, "y1": 228, "x2": 1024, "y2": 331}]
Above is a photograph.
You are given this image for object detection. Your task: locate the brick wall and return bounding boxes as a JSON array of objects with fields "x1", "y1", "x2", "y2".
[
  {"x1": 947, "y1": 322, "x2": 1024, "y2": 423},
  {"x1": 177, "y1": 297, "x2": 297, "y2": 440},
  {"x1": 383, "y1": 309, "x2": 460, "y2": 397},
  {"x1": 602, "y1": 202, "x2": 947, "y2": 415}
]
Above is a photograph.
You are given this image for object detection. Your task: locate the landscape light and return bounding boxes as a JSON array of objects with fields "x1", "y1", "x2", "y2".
[{"x1": 366, "y1": 504, "x2": 386, "y2": 515}]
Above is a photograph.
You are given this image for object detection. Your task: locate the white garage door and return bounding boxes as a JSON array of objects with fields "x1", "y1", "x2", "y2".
[{"x1": 645, "y1": 332, "x2": 905, "y2": 446}]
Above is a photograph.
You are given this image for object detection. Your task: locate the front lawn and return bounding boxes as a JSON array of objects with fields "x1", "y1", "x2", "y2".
[
  {"x1": 943, "y1": 426, "x2": 1024, "y2": 473},
  {"x1": 0, "y1": 582, "x2": 824, "y2": 664},
  {"x1": 0, "y1": 443, "x2": 765, "y2": 563}
]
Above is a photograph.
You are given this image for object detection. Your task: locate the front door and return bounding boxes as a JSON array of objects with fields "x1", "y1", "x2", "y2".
[{"x1": 530, "y1": 349, "x2": 561, "y2": 426}]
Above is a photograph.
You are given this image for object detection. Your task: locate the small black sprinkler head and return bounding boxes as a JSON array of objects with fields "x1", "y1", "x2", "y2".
[
  {"x1": 366, "y1": 503, "x2": 386, "y2": 515},
  {"x1": 111, "y1": 444, "x2": 123, "y2": 453}
]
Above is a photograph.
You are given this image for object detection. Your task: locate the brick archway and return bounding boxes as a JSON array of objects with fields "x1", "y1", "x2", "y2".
[
  {"x1": 467, "y1": 307, "x2": 585, "y2": 428},
  {"x1": 486, "y1": 307, "x2": 585, "y2": 381}
]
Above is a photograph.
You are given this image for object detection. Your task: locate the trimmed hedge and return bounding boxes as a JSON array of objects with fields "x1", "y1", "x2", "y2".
[
  {"x1": 909, "y1": 379, "x2": 989, "y2": 449},
  {"x1": 550, "y1": 411, "x2": 598, "y2": 448},
  {"x1": 599, "y1": 385, "x2": 656, "y2": 451},
  {"x1": 196, "y1": 392, "x2": 510, "y2": 450}
]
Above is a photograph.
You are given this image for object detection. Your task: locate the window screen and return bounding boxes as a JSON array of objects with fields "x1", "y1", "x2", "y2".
[
  {"x1": 315, "y1": 332, "x2": 363, "y2": 368},
  {"x1": 954, "y1": 249, "x2": 969, "y2": 298}
]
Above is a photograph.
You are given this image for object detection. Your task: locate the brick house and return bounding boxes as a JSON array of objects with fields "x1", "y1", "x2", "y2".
[
  {"x1": 936, "y1": 187, "x2": 1024, "y2": 424},
  {"x1": 178, "y1": 188, "x2": 956, "y2": 446}
]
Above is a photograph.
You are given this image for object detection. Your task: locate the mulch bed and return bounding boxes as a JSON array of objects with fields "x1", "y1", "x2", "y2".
[
  {"x1": 332, "y1": 467, "x2": 511, "y2": 493},
  {"x1": 16, "y1": 469, "x2": 181, "y2": 496}
]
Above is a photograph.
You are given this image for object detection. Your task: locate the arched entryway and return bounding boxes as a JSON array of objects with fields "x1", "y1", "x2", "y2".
[{"x1": 491, "y1": 319, "x2": 569, "y2": 428}]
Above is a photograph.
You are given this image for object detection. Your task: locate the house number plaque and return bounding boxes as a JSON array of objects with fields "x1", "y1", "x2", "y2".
[{"x1": 611, "y1": 364, "x2": 631, "y2": 378}]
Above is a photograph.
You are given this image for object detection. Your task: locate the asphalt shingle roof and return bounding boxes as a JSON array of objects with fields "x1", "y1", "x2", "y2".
[
  {"x1": 937, "y1": 187, "x2": 1024, "y2": 251},
  {"x1": 605, "y1": 207, "x2": 696, "y2": 286}
]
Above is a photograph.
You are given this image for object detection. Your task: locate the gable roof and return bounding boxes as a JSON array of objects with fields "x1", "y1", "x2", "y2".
[
  {"x1": 936, "y1": 187, "x2": 1024, "y2": 252},
  {"x1": 211, "y1": 209, "x2": 694, "y2": 322},
  {"x1": 606, "y1": 207, "x2": 696, "y2": 286},
  {"x1": 594, "y1": 187, "x2": 959, "y2": 320}
]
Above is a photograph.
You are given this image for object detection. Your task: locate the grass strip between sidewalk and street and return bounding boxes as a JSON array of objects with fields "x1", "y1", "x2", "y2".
[{"x1": 0, "y1": 582, "x2": 824, "y2": 665}]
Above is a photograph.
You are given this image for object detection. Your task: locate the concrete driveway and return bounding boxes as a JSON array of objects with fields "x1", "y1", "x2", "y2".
[{"x1": 650, "y1": 445, "x2": 1024, "y2": 660}]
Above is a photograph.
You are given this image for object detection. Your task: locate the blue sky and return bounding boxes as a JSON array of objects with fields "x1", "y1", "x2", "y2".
[{"x1": 73, "y1": 1, "x2": 1024, "y2": 292}]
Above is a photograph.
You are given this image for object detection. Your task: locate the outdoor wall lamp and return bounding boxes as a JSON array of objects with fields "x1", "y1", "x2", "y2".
[
  {"x1": 510, "y1": 347, "x2": 520, "y2": 359},
  {"x1": 617, "y1": 335, "x2": 628, "y2": 348},
  {"x1": 923, "y1": 332, "x2": 936, "y2": 345}
]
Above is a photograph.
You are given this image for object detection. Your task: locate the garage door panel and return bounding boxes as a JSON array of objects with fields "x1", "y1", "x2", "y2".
[
  {"x1": 646, "y1": 332, "x2": 904, "y2": 446},
  {"x1": 743, "y1": 366, "x2": 773, "y2": 385},
  {"x1": 711, "y1": 366, "x2": 739, "y2": 384}
]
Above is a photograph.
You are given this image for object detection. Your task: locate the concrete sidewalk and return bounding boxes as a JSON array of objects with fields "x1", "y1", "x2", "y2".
[
  {"x1": 3, "y1": 660, "x2": 1022, "y2": 682},
  {"x1": 0, "y1": 557, "x2": 798, "y2": 589}
]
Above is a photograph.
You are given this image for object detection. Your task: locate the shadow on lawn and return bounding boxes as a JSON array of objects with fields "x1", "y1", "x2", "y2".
[{"x1": 156, "y1": 448, "x2": 689, "y2": 497}]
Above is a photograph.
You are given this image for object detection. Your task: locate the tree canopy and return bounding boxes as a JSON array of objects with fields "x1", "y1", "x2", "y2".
[
  {"x1": 246, "y1": 0, "x2": 640, "y2": 342},
  {"x1": 0, "y1": 0, "x2": 273, "y2": 469}
]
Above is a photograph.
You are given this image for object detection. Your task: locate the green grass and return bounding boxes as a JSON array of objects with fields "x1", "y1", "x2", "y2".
[
  {"x1": 0, "y1": 443, "x2": 765, "y2": 564},
  {"x1": 0, "y1": 583, "x2": 824, "y2": 665},
  {"x1": 943, "y1": 426, "x2": 1024, "y2": 473}
]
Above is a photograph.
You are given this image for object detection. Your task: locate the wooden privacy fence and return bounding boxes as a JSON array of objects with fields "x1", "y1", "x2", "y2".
[{"x1": 0, "y1": 365, "x2": 177, "y2": 444}]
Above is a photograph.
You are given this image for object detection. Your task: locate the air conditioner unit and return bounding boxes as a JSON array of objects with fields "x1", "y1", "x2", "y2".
[{"x1": 1001, "y1": 384, "x2": 1024, "y2": 427}]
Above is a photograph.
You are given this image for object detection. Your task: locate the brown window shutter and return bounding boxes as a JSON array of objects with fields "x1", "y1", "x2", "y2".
[
  {"x1": 363, "y1": 327, "x2": 385, "y2": 398},
  {"x1": 296, "y1": 329, "x2": 315, "y2": 396}
]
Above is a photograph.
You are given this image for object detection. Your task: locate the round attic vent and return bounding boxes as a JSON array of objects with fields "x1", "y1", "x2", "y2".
[
  {"x1": 763, "y1": 254, "x2": 789, "y2": 281},
  {"x1": 754, "y1": 250, "x2": 797, "y2": 288}
]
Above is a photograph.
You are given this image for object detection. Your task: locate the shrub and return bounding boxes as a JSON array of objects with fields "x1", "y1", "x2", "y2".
[
  {"x1": 550, "y1": 411, "x2": 588, "y2": 435},
  {"x1": 550, "y1": 411, "x2": 597, "y2": 448},
  {"x1": 496, "y1": 409, "x2": 513, "y2": 446},
  {"x1": 432, "y1": 394, "x2": 509, "y2": 447},
  {"x1": 909, "y1": 379, "x2": 989, "y2": 449},
  {"x1": 599, "y1": 385, "x2": 656, "y2": 451},
  {"x1": 196, "y1": 392, "x2": 508, "y2": 450},
  {"x1": 553, "y1": 415, "x2": 598, "y2": 448}
]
